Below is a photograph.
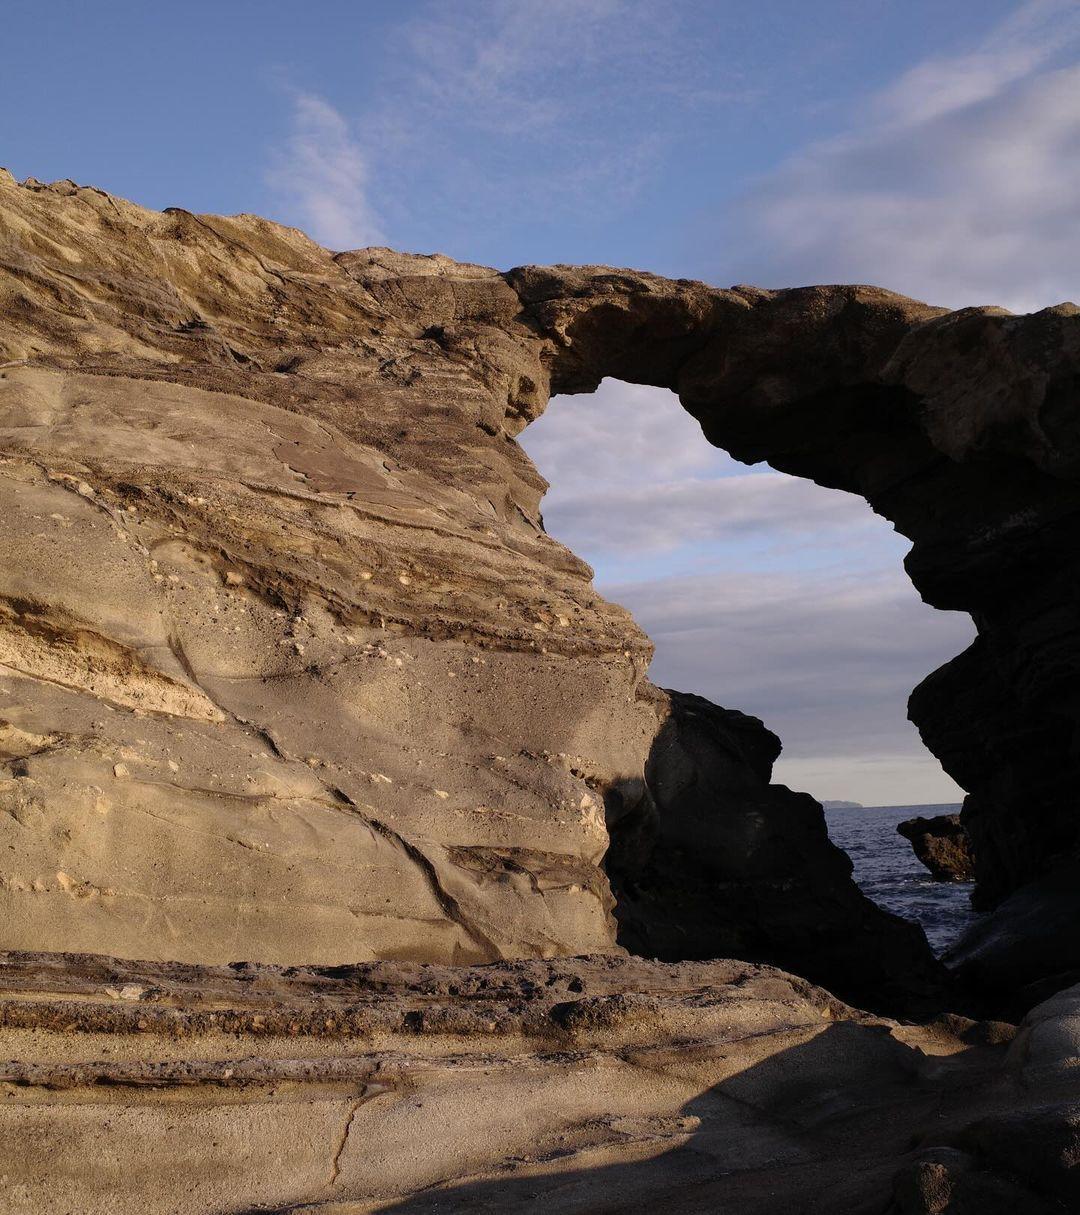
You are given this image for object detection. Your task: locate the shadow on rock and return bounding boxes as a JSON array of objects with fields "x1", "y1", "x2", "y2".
[
  {"x1": 358, "y1": 1020, "x2": 1063, "y2": 1215},
  {"x1": 605, "y1": 689, "x2": 951, "y2": 1018}
]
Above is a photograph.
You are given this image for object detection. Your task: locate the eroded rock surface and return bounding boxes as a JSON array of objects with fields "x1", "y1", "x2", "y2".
[
  {"x1": 0, "y1": 174, "x2": 649, "y2": 969},
  {"x1": 897, "y1": 814, "x2": 975, "y2": 882},
  {"x1": 0, "y1": 949, "x2": 1048, "y2": 1215},
  {"x1": 3, "y1": 170, "x2": 1080, "y2": 1212},
  {"x1": 1, "y1": 171, "x2": 1078, "y2": 1014},
  {"x1": 0, "y1": 171, "x2": 952, "y2": 1013}
]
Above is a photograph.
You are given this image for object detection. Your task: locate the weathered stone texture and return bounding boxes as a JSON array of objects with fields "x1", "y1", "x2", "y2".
[
  {"x1": 3, "y1": 171, "x2": 1080, "y2": 1010},
  {"x1": 3, "y1": 170, "x2": 1080, "y2": 1214}
]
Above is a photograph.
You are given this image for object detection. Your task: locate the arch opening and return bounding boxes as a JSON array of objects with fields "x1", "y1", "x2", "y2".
[
  {"x1": 501, "y1": 268, "x2": 1080, "y2": 1014},
  {"x1": 520, "y1": 377, "x2": 979, "y2": 990}
]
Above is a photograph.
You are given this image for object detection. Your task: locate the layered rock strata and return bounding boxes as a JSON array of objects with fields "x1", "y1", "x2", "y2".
[
  {"x1": 0, "y1": 172, "x2": 932, "y2": 1011},
  {"x1": 3, "y1": 948, "x2": 1067, "y2": 1215},
  {"x1": 2, "y1": 172, "x2": 1079, "y2": 1010}
]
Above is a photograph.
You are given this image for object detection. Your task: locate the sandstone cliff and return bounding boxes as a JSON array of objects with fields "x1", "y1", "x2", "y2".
[
  {"x1": 1, "y1": 171, "x2": 1078, "y2": 1009},
  {"x1": 3, "y1": 171, "x2": 1080, "y2": 1213}
]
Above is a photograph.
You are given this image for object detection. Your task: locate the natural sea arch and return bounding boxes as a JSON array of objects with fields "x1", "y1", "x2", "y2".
[
  {"x1": 521, "y1": 377, "x2": 974, "y2": 811},
  {"x1": 506, "y1": 265, "x2": 1080, "y2": 959}
]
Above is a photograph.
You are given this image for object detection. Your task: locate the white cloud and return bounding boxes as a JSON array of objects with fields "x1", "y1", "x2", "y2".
[
  {"x1": 872, "y1": 0, "x2": 1078, "y2": 127},
  {"x1": 522, "y1": 379, "x2": 731, "y2": 490},
  {"x1": 522, "y1": 380, "x2": 884, "y2": 558},
  {"x1": 267, "y1": 91, "x2": 384, "y2": 250},
  {"x1": 722, "y1": 0, "x2": 1080, "y2": 312},
  {"x1": 540, "y1": 473, "x2": 879, "y2": 557},
  {"x1": 609, "y1": 566, "x2": 974, "y2": 806}
]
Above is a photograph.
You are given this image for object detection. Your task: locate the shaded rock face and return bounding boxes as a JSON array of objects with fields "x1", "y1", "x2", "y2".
[
  {"x1": 944, "y1": 862, "x2": 1080, "y2": 1017},
  {"x1": 608, "y1": 692, "x2": 945, "y2": 1014},
  {"x1": 0, "y1": 171, "x2": 1077, "y2": 1012},
  {"x1": 898, "y1": 814, "x2": 975, "y2": 882},
  {"x1": 508, "y1": 268, "x2": 1080, "y2": 1010}
]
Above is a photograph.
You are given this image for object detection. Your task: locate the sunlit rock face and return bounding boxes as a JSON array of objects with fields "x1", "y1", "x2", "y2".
[
  {"x1": 1, "y1": 172, "x2": 1078, "y2": 1011},
  {"x1": 0, "y1": 176, "x2": 647, "y2": 969},
  {"x1": 0, "y1": 950, "x2": 1043, "y2": 1215}
]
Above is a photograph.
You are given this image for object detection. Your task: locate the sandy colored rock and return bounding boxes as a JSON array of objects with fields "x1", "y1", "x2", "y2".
[
  {"x1": 0, "y1": 171, "x2": 959, "y2": 1010},
  {"x1": 3, "y1": 171, "x2": 1080, "y2": 1010},
  {"x1": 2, "y1": 170, "x2": 1080, "y2": 1211},
  {"x1": 0, "y1": 948, "x2": 1046, "y2": 1215}
]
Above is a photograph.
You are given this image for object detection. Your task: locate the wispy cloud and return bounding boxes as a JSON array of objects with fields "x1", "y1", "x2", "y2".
[
  {"x1": 400, "y1": 0, "x2": 624, "y2": 137},
  {"x1": 721, "y1": 0, "x2": 1080, "y2": 312},
  {"x1": 382, "y1": 0, "x2": 689, "y2": 212},
  {"x1": 522, "y1": 379, "x2": 727, "y2": 489},
  {"x1": 337, "y1": 0, "x2": 758, "y2": 249},
  {"x1": 551, "y1": 473, "x2": 880, "y2": 557},
  {"x1": 873, "y1": 0, "x2": 1078, "y2": 127},
  {"x1": 266, "y1": 91, "x2": 384, "y2": 251}
]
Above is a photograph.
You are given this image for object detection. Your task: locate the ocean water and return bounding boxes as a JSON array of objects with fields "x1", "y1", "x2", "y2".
[{"x1": 823, "y1": 803, "x2": 978, "y2": 955}]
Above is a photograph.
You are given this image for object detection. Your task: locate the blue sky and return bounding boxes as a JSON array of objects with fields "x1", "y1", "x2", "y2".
[{"x1": 5, "y1": 0, "x2": 1079, "y2": 802}]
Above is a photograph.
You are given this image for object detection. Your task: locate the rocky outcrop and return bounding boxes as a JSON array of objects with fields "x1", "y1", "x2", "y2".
[
  {"x1": 944, "y1": 861, "x2": 1080, "y2": 1017},
  {"x1": 898, "y1": 814, "x2": 975, "y2": 882},
  {"x1": 503, "y1": 269, "x2": 1080, "y2": 1013},
  {"x1": 0, "y1": 947, "x2": 1041, "y2": 1215},
  {"x1": 0, "y1": 175, "x2": 646, "y2": 971},
  {"x1": 886, "y1": 985, "x2": 1080, "y2": 1212},
  {"x1": 0, "y1": 171, "x2": 950, "y2": 1014},
  {"x1": 2, "y1": 171, "x2": 1080, "y2": 1013},
  {"x1": 5, "y1": 950, "x2": 1080, "y2": 1214},
  {"x1": 4, "y1": 171, "x2": 1080, "y2": 1211},
  {"x1": 608, "y1": 692, "x2": 944, "y2": 1013},
  {"x1": 511, "y1": 268, "x2": 1080, "y2": 913}
]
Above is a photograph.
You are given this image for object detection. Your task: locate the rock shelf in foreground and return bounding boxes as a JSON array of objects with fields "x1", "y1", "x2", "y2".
[{"x1": 5, "y1": 949, "x2": 1074, "y2": 1215}]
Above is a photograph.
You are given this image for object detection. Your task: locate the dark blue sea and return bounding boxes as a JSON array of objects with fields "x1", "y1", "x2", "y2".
[{"x1": 824, "y1": 803, "x2": 977, "y2": 955}]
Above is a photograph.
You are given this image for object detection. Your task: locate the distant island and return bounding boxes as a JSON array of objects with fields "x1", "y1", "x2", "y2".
[{"x1": 822, "y1": 800, "x2": 864, "y2": 810}]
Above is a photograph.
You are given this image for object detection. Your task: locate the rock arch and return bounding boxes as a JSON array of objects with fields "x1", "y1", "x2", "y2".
[
  {"x1": 2, "y1": 172, "x2": 1078, "y2": 1010},
  {"x1": 503, "y1": 268, "x2": 1080, "y2": 1006},
  {"x1": 509, "y1": 267, "x2": 1080, "y2": 913}
]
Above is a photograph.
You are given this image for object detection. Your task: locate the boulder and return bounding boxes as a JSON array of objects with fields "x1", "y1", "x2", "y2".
[
  {"x1": 608, "y1": 691, "x2": 946, "y2": 1015},
  {"x1": 898, "y1": 814, "x2": 975, "y2": 881},
  {"x1": 890, "y1": 1147, "x2": 1062, "y2": 1215},
  {"x1": 1006, "y1": 979, "x2": 1080, "y2": 1086},
  {"x1": 947, "y1": 864, "x2": 1080, "y2": 1017},
  {"x1": 954, "y1": 1103, "x2": 1080, "y2": 1207}
]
